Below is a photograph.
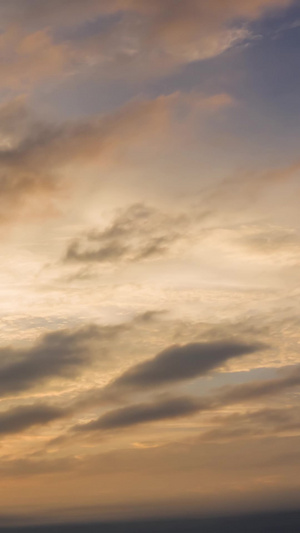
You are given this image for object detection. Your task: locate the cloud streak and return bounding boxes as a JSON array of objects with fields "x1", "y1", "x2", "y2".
[
  {"x1": 1, "y1": 340, "x2": 299, "y2": 440},
  {"x1": 108, "y1": 340, "x2": 264, "y2": 392},
  {"x1": 0, "y1": 403, "x2": 64, "y2": 436},
  {"x1": 76, "y1": 396, "x2": 203, "y2": 432},
  {"x1": 0, "y1": 324, "x2": 110, "y2": 397},
  {"x1": 73, "y1": 364, "x2": 300, "y2": 434}
]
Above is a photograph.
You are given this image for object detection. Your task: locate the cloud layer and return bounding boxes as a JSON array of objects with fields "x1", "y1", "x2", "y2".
[{"x1": 0, "y1": 0, "x2": 298, "y2": 523}]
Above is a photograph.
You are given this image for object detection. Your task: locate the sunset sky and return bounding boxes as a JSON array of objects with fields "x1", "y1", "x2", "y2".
[{"x1": 1, "y1": 0, "x2": 300, "y2": 525}]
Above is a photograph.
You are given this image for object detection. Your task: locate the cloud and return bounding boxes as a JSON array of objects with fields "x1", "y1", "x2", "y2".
[
  {"x1": 75, "y1": 0, "x2": 293, "y2": 78},
  {"x1": 0, "y1": 311, "x2": 165, "y2": 399},
  {"x1": 0, "y1": 403, "x2": 64, "y2": 436},
  {"x1": 0, "y1": 455, "x2": 75, "y2": 479},
  {"x1": 0, "y1": 0, "x2": 292, "y2": 87},
  {"x1": 0, "y1": 0, "x2": 292, "y2": 29},
  {"x1": 71, "y1": 339, "x2": 264, "y2": 413},
  {"x1": 0, "y1": 94, "x2": 173, "y2": 223},
  {"x1": 219, "y1": 365, "x2": 300, "y2": 404},
  {"x1": 0, "y1": 1, "x2": 108, "y2": 29},
  {"x1": 64, "y1": 204, "x2": 190, "y2": 264},
  {"x1": 206, "y1": 161, "x2": 300, "y2": 213},
  {"x1": 0, "y1": 91, "x2": 232, "y2": 225},
  {"x1": 73, "y1": 362, "x2": 300, "y2": 435},
  {"x1": 0, "y1": 324, "x2": 113, "y2": 397},
  {"x1": 0, "y1": 98, "x2": 59, "y2": 223},
  {"x1": 0, "y1": 95, "x2": 169, "y2": 167},
  {"x1": 4, "y1": 361, "x2": 300, "y2": 439},
  {"x1": 74, "y1": 363, "x2": 300, "y2": 434},
  {"x1": 68, "y1": 360, "x2": 300, "y2": 432},
  {"x1": 0, "y1": 26, "x2": 69, "y2": 90},
  {"x1": 108, "y1": 340, "x2": 264, "y2": 392},
  {"x1": 75, "y1": 396, "x2": 203, "y2": 431},
  {"x1": 235, "y1": 225, "x2": 300, "y2": 257}
]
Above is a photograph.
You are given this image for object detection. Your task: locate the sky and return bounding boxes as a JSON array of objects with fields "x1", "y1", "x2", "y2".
[{"x1": 0, "y1": 0, "x2": 300, "y2": 526}]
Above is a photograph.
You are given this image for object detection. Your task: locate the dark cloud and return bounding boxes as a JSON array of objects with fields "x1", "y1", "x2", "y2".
[
  {"x1": 0, "y1": 311, "x2": 164, "y2": 399},
  {"x1": 0, "y1": 403, "x2": 64, "y2": 436},
  {"x1": 4, "y1": 362, "x2": 300, "y2": 439},
  {"x1": 73, "y1": 363, "x2": 300, "y2": 435},
  {"x1": 0, "y1": 324, "x2": 113, "y2": 397},
  {"x1": 70, "y1": 339, "x2": 265, "y2": 412},
  {"x1": 75, "y1": 396, "x2": 204, "y2": 432},
  {"x1": 64, "y1": 204, "x2": 188, "y2": 264},
  {"x1": 109, "y1": 340, "x2": 264, "y2": 392},
  {"x1": 1, "y1": 322, "x2": 296, "y2": 440}
]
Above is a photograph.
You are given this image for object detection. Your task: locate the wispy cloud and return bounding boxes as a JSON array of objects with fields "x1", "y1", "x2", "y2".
[{"x1": 64, "y1": 204, "x2": 190, "y2": 264}]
